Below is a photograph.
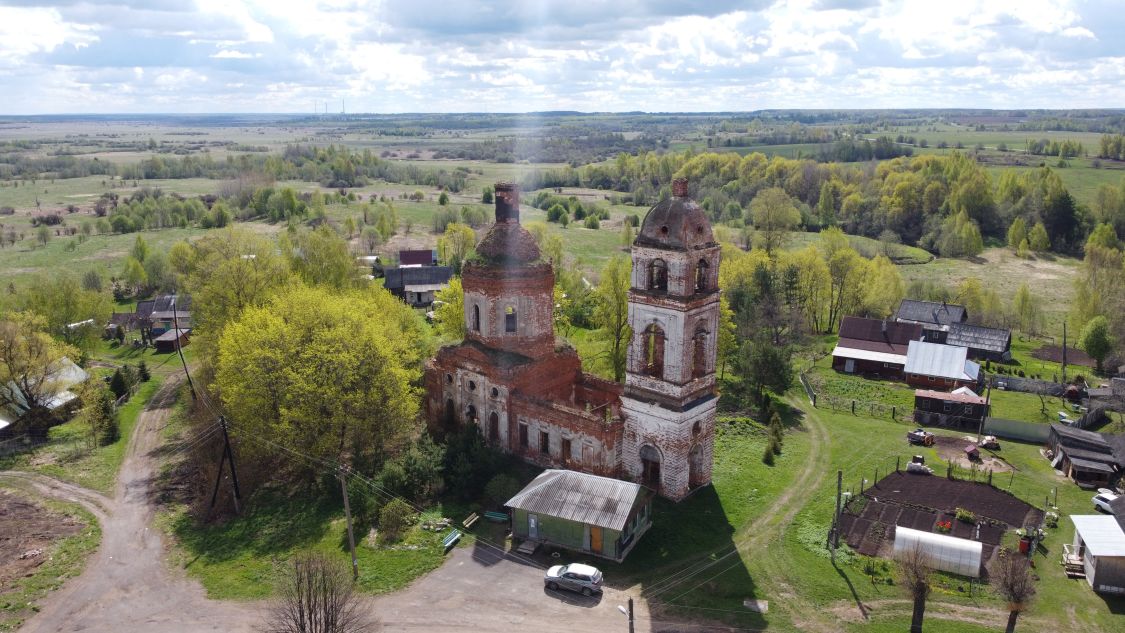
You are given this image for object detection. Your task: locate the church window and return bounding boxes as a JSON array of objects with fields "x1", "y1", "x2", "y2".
[
  {"x1": 648, "y1": 259, "x2": 668, "y2": 292},
  {"x1": 643, "y1": 324, "x2": 665, "y2": 378},
  {"x1": 518, "y1": 423, "x2": 529, "y2": 448},
  {"x1": 695, "y1": 259, "x2": 709, "y2": 292},
  {"x1": 561, "y1": 438, "x2": 572, "y2": 463},
  {"x1": 468, "y1": 380, "x2": 477, "y2": 391},
  {"x1": 488, "y1": 412, "x2": 499, "y2": 442},
  {"x1": 692, "y1": 327, "x2": 709, "y2": 378},
  {"x1": 471, "y1": 304, "x2": 480, "y2": 332},
  {"x1": 505, "y1": 305, "x2": 517, "y2": 333},
  {"x1": 539, "y1": 430, "x2": 550, "y2": 454}
]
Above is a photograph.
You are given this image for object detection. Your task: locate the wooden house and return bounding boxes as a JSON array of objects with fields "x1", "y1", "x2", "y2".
[
  {"x1": 1047, "y1": 424, "x2": 1122, "y2": 488},
  {"x1": 913, "y1": 387, "x2": 989, "y2": 429},
  {"x1": 384, "y1": 265, "x2": 452, "y2": 307},
  {"x1": 1070, "y1": 513, "x2": 1125, "y2": 594},
  {"x1": 154, "y1": 328, "x2": 190, "y2": 353},
  {"x1": 831, "y1": 316, "x2": 923, "y2": 378},
  {"x1": 399, "y1": 249, "x2": 438, "y2": 267},
  {"x1": 506, "y1": 469, "x2": 653, "y2": 562},
  {"x1": 904, "y1": 341, "x2": 982, "y2": 390},
  {"x1": 895, "y1": 300, "x2": 967, "y2": 344},
  {"x1": 945, "y1": 322, "x2": 1012, "y2": 361}
]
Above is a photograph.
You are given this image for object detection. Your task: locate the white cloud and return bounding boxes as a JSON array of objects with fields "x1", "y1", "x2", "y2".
[
  {"x1": 211, "y1": 49, "x2": 260, "y2": 59},
  {"x1": 0, "y1": 6, "x2": 98, "y2": 66}
]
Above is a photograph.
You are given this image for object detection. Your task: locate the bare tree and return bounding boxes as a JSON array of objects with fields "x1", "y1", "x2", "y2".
[
  {"x1": 264, "y1": 552, "x2": 374, "y2": 633},
  {"x1": 897, "y1": 545, "x2": 932, "y2": 633},
  {"x1": 988, "y1": 549, "x2": 1037, "y2": 633}
]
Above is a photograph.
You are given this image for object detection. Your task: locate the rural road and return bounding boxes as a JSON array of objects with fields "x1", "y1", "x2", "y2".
[{"x1": 7, "y1": 376, "x2": 720, "y2": 633}]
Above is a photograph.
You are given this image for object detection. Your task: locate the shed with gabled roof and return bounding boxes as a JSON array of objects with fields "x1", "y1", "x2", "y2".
[
  {"x1": 946, "y1": 322, "x2": 1012, "y2": 361},
  {"x1": 506, "y1": 469, "x2": 653, "y2": 562}
]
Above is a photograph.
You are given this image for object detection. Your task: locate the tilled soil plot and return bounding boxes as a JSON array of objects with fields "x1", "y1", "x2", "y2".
[{"x1": 0, "y1": 489, "x2": 84, "y2": 590}]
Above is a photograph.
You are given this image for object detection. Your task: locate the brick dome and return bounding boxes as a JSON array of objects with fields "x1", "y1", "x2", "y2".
[
  {"x1": 635, "y1": 178, "x2": 714, "y2": 251},
  {"x1": 475, "y1": 222, "x2": 541, "y2": 265}
]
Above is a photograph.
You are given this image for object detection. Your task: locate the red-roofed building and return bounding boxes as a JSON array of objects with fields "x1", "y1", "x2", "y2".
[{"x1": 831, "y1": 316, "x2": 924, "y2": 378}]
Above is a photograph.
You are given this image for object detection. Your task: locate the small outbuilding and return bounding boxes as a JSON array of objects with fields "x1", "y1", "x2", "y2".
[
  {"x1": 1070, "y1": 514, "x2": 1125, "y2": 594},
  {"x1": 1047, "y1": 424, "x2": 1122, "y2": 488},
  {"x1": 383, "y1": 265, "x2": 453, "y2": 307},
  {"x1": 913, "y1": 387, "x2": 989, "y2": 428},
  {"x1": 506, "y1": 469, "x2": 653, "y2": 562},
  {"x1": 154, "y1": 328, "x2": 190, "y2": 353}
]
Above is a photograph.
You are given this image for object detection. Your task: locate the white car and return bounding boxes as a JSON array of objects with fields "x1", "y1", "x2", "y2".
[
  {"x1": 544, "y1": 563, "x2": 603, "y2": 596},
  {"x1": 1093, "y1": 492, "x2": 1118, "y2": 514}
]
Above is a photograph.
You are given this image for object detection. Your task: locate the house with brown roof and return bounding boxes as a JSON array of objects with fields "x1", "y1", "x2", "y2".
[{"x1": 831, "y1": 316, "x2": 924, "y2": 378}]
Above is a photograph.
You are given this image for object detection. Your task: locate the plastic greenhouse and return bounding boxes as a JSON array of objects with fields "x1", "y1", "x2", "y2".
[{"x1": 893, "y1": 526, "x2": 983, "y2": 578}]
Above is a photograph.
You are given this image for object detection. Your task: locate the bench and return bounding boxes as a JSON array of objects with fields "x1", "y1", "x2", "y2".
[
  {"x1": 483, "y1": 511, "x2": 508, "y2": 523},
  {"x1": 462, "y1": 513, "x2": 480, "y2": 529},
  {"x1": 442, "y1": 529, "x2": 462, "y2": 552}
]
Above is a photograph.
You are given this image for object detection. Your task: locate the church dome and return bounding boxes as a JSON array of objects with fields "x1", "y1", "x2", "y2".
[
  {"x1": 635, "y1": 178, "x2": 715, "y2": 251},
  {"x1": 476, "y1": 221, "x2": 541, "y2": 265}
]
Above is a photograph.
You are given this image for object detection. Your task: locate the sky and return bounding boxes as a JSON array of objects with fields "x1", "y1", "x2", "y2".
[{"x1": 1, "y1": 0, "x2": 1123, "y2": 114}]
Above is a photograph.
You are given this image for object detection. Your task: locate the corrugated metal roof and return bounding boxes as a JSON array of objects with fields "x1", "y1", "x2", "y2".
[
  {"x1": 914, "y1": 389, "x2": 986, "y2": 405},
  {"x1": 896, "y1": 300, "x2": 967, "y2": 328},
  {"x1": 905, "y1": 341, "x2": 978, "y2": 381},
  {"x1": 383, "y1": 266, "x2": 453, "y2": 291},
  {"x1": 505, "y1": 469, "x2": 648, "y2": 532},
  {"x1": 1072, "y1": 515, "x2": 1125, "y2": 557},
  {"x1": 946, "y1": 322, "x2": 1011, "y2": 354}
]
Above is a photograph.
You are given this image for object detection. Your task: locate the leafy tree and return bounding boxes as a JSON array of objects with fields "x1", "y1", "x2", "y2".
[
  {"x1": 130, "y1": 234, "x2": 149, "y2": 263},
  {"x1": 17, "y1": 276, "x2": 111, "y2": 352},
  {"x1": 137, "y1": 360, "x2": 151, "y2": 382},
  {"x1": 482, "y1": 186, "x2": 493, "y2": 204},
  {"x1": 620, "y1": 221, "x2": 635, "y2": 247},
  {"x1": 378, "y1": 498, "x2": 416, "y2": 543},
  {"x1": 1013, "y1": 283, "x2": 1043, "y2": 335},
  {"x1": 81, "y1": 270, "x2": 103, "y2": 293},
  {"x1": 283, "y1": 226, "x2": 356, "y2": 290},
  {"x1": 583, "y1": 215, "x2": 600, "y2": 229},
  {"x1": 122, "y1": 256, "x2": 147, "y2": 293},
  {"x1": 716, "y1": 296, "x2": 738, "y2": 380},
  {"x1": 216, "y1": 284, "x2": 424, "y2": 476},
  {"x1": 1007, "y1": 217, "x2": 1028, "y2": 250},
  {"x1": 1080, "y1": 316, "x2": 1114, "y2": 374},
  {"x1": 484, "y1": 474, "x2": 522, "y2": 506},
  {"x1": 1028, "y1": 222, "x2": 1050, "y2": 253},
  {"x1": 750, "y1": 187, "x2": 801, "y2": 254},
  {"x1": 437, "y1": 223, "x2": 476, "y2": 274},
  {"x1": 863, "y1": 255, "x2": 904, "y2": 318},
  {"x1": 143, "y1": 251, "x2": 173, "y2": 293},
  {"x1": 438, "y1": 191, "x2": 449, "y2": 206},
  {"x1": 432, "y1": 277, "x2": 465, "y2": 341},
  {"x1": 826, "y1": 247, "x2": 865, "y2": 333},
  {"x1": 78, "y1": 382, "x2": 118, "y2": 446},
  {"x1": 0, "y1": 312, "x2": 79, "y2": 433},
  {"x1": 734, "y1": 337, "x2": 793, "y2": 408},
  {"x1": 36, "y1": 226, "x2": 50, "y2": 247},
  {"x1": 592, "y1": 256, "x2": 632, "y2": 382}
]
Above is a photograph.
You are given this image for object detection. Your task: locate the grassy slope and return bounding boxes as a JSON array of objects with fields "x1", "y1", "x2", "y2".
[{"x1": 0, "y1": 490, "x2": 101, "y2": 632}]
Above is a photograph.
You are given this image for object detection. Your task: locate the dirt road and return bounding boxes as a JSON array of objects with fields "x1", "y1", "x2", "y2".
[
  {"x1": 8, "y1": 376, "x2": 692, "y2": 633},
  {"x1": 9, "y1": 377, "x2": 261, "y2": 633}
]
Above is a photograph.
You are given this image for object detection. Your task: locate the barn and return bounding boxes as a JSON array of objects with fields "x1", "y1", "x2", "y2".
[
  {"x1": 506, "y1": 469, "x2": 653, "y2": 562},
  {"x1": 1047, "y1": 424, "x2": 1122, "y2": 488},
  {"x1": 831, "y1": 316, "x2": 923, "y2": 378}
]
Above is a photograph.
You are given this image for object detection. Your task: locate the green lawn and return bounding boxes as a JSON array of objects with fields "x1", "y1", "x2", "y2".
[
  {"x1": 0, "y1": 489, "x2": 101, "y2": 632},
  {"x1": 0, "y1": 378, "x2": 161, "y2": 495}
]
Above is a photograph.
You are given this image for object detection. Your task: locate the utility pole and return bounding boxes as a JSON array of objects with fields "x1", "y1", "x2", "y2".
[
  {"x1": 978, "y1": 384, "x2": 991, "y2": 444},
  {"x1": 171, "y1": 293, "x2": 195, "y2": 401},
  {"x1": 209, "y1": 416, "x2": 242, "y2": 514},
  {"x1": 339, "y1": 465, "x2": 359, "y2": 580},
  {"x1": 1062, "y1": 320, "x2": 1068, "y2": 384},
  {"x1": 831, "y1": 470, "x2": 843, "y2": 563}
]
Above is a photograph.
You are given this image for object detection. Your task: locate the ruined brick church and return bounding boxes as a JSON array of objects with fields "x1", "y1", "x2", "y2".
[{"x1": 424, "y1": 179, "x2": 719, "y2": 501}]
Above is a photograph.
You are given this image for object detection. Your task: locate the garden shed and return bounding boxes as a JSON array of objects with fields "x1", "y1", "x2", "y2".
[
  {"x1": 506, "y1": 469, "x2": 653, "y2": 562},
  {"x1": 893, "y1": 526, "x2": 983, "y2": 578}
]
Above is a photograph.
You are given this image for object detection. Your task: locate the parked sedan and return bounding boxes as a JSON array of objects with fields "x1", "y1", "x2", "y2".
[{"x1": 544, "y1": 563, "x2": 603, "y2": 596}]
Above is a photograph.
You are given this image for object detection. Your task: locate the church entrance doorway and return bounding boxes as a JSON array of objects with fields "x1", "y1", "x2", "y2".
[{"x1": 640, "y1": 444, "x2": 662, "y2": 489}]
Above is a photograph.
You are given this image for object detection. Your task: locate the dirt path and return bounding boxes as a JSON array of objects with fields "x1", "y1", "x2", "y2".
[{"x1": 10, "y1": 376, "x2": 263, "y2": 633}]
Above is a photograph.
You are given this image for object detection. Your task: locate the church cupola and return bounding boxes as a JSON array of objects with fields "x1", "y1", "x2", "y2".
[{"x1": 462, "y1": 182, "x2": 556, "y2": 358}]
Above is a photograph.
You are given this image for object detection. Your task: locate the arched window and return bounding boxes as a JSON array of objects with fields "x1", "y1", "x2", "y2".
[
  {"x1": 692, "y1": 327, "x2": 709, "y2": 378},
  {"x1": 643, "y1": 324, "x2": 665, "y2": 378},
  {"x1": 466, "y1": 404, "x2": 477, "y2": 423},
  {"x1": 648, "y1": 259, "x2": 668, "y2": 292},
  {"x1": 444, "y1": 398, "x2": 455, "y2": 428},
  {"x1": 504, "y1": 305, "x2": 517, "y2": 333},
  {"x1": 695, "y1": 258, "x2": 709, "y2": 292},
  {"x1": 488, "y1": 412, "x2": 499, "y2": 442},
  {"x1": 471, "y1": 304, "x2": 480, "y2": 332}
]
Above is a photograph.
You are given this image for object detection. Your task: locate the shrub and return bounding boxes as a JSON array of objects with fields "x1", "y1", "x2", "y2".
[
  {"x1": 583, "y1": 215, "x2": 600, "y2": 229},
  {"x1": 762, "y1": 442, "x2": 775, "y2": 465},
  {"x1": 484, "y1": 474, "x2": 522, "y2": 506},
  {"x1": 955, "y1": 507, "x2": 976, "y2": 523},
  {"x1": 768, "y1": 412, "x2": 784, "y2": 446},
  {"x1": 137, "y1": 360, "x2": 151, "y2": 382},
  {"x1": 378, "y1": 498, "x2": 416, "y2": 543}
]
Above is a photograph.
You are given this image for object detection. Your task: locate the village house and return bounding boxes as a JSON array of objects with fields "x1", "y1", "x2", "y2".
[
  {"x1": 1047, "y1": 424, "x2": 1124, "y2": 489},
  {"x1": 904, "y1": 341, "x2": 982, "y2": 390},
  {"x1": 0, "y1": 357, "x2": 89, "y2": 435},
  {"x1": 831, "y1": 316, "x2": 922, "y2": 378},
  {"x1": 505, "y1": 469, "x2": 653, "y2": 562},
  {"x1": 383, "y1": 265, "x2": 453, "y2": 307},
  {"x1": 424, "y1": 180, "x2": 720, "y2": 510},
  {"x1": 895, "y1": 299, "x2": 968, "y2": 343},
  {"x1": 945, "y1": 322, "x2": 1012, "y2": 361},
  {"x1": 912, "y1": 387, "x2": 989, "y2": 429},
  {"x1": 398, "y1": 249, "x2": 438, "y2": 267}
]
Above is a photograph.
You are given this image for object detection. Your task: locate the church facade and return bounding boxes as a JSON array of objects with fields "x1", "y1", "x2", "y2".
[{"x1": 423, "y1": 179, "x2": 719, "y2": 501}]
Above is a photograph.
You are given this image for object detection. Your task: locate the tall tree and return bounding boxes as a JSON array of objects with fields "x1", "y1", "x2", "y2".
[
  {"x1": 130, "y1": 234, "x2": 149, "y2": 263},
  {"x1": 18, "y1": 276, "x2": 111, "y2": 353},
  {"x1": 1080, "y1": 316, "x2": 1114, "y2": 374},
  {"x1": 1013, "y1": 283, "x2": 1043, "y2": 335},
  {"x1": 432, "y1": 277, "x2": 465, "y2": 341},
  {"x1": 592, "y1": 256, "x2": 632, "y2": 382},
  {"x1": 750, "y1": 187, "x2": 801, "y2": 255},
  {"x1": 437, "y1": 223, "x2": 476, "y2": 275},
  {"x1": 897, "y1": 545, "x2": 932, "y2": 633},
  {"x1": 284, "y1": 226, "x2": 357, "y2": 290},
  {"x1": 265, "y1": 552, "x2": 374, "y2": 633}
]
